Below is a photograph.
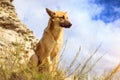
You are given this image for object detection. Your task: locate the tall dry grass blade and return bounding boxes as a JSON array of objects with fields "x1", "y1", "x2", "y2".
[
  {"x1": 0, "y1": 66, "x2": 8, "y2": 80},
  {"x1": 78, "y1": 43, "x2": 102, "y2": 75},
  {"x1": 66, "y1": 63, "x2": 81, "y2": 78},
  {"x1": 69, "y1": 47, "x2": 81, "y2": 68},
  {"x1": 105, "y1": 63, "x2": 120, "y2": 80},
  {"x1": 83, "y1": 54, "x2": 104, "y2": 74},
  {"x1": 65, "y1": 47, "x2": 81, "y2": 77},
  {"x1": 65, "y1": 47, "x2": 81, "y2": 76},
  {"x1": 58, "y1": 40, "x2": 68, "y2": 66}
]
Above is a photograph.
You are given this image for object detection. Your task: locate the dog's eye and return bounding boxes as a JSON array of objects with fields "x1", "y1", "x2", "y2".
[{"x1": 59, "y1": 16, "x2": 64, "y2": 19}]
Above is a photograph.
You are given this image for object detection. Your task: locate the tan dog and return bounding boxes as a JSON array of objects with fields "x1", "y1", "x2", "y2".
[{"x1": 29, "y1": 8, "x2": 72, "y2": 71}]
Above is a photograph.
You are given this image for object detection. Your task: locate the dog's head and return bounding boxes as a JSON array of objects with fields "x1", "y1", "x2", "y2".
[{"x1": 46, "y1": 8, "x2": 72, "y2": 28}]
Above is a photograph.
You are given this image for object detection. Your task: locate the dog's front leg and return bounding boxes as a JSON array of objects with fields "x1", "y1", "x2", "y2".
[{"x1": 46, "y1": 56, "x2": 52, "y2": 72}]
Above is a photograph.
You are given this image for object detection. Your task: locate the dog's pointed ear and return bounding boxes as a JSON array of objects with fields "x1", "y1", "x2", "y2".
[{"x1": 46, "y1": 8, "x2": 55, "y2": 17}]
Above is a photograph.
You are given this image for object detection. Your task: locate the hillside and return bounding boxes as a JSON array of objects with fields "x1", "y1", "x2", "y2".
[{"x1": 0, "y1": 0, "x2": 39, "y2": 69}]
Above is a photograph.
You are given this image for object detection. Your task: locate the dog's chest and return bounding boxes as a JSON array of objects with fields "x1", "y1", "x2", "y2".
[
  {"x1": 52, "y1": 28, "x2": 63, "y2": 41},
  {"x1": 52, "y1": 39, "x2": 62, "y2": 54},
  {"x1": 51, "y1": 29, "x2": 63, "y2": 52},
  {"x1": 44, "y1": 27, "x2": 63, "y2": 50},
  {"x1": 55, "y1": 39, "x2": 62, "y2": 46}
]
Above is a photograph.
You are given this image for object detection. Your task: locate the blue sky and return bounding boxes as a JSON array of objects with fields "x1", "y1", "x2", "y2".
[
  {"x1": 13, "y1": 0, "x2": 120, "y2": 71},
  {"x1": 92, "y1": 0, "x2": 120, "y2": 23}
]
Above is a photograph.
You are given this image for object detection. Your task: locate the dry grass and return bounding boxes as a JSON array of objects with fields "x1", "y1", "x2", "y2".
[
  {"x1": 0, "y1": 41, "x2": 120, "y2": 80},
  {"x1": 104, "y1": 63, "x2": 120, "y2": 80},
  {"x1": 0, "y1": 41, "x2": 65, "y2": 80}
]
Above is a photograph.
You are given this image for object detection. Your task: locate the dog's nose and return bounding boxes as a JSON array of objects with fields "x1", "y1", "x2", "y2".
[
  {"x1": 67, "y1": 22, "x2": 72, "y2": 28},
  {"x1": 69, "y1": 22, "x2": 72, "y2": 27},
  {"x1": 66, "y1": 22, "x2": 72, "y2": 28}
]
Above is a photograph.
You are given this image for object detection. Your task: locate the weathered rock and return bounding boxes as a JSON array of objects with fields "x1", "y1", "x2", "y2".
[{"x1": 0, "y1": 0, "x2": 38, "y2": 65}]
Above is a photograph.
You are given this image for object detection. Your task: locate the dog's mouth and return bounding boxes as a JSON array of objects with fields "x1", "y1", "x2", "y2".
[{"x1": 59, "y1": 21, "x2": 72, "y2": 28}]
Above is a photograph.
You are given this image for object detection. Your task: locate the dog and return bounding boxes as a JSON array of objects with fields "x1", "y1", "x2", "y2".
[{"x1": 29, "y1": 8, "x2": 72, "y2": 71}]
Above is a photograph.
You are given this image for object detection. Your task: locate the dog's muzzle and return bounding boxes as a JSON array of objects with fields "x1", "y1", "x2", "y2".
[{"x1": 59, "y1": 21, "x2": 72, "y2": 28}]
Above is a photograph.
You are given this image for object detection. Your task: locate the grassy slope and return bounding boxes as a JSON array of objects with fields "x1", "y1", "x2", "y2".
[{"x1": 0, "y1": 42, "x2": 120, "y2": 80}]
